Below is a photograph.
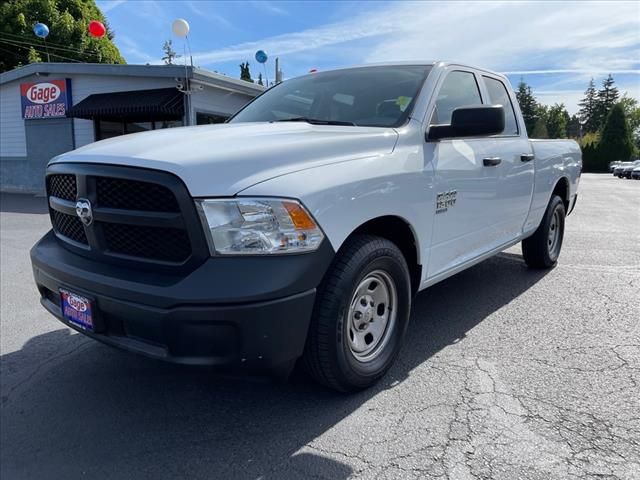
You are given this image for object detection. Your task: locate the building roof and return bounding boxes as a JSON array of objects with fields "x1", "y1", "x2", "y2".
[{"x1": 0, "y1": 63, "x2": 264, "y2": 96}]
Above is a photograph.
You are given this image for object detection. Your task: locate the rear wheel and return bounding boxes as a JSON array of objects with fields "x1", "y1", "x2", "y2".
[
  {"x1": 522, "y1": 195, "x2": 566, "y2": 269},
  {"x1": 303, "y1": 235, "x2": 411, "y2": 392}
]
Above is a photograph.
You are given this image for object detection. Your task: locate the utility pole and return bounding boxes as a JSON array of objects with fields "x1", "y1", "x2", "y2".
[{"x1": 275, "y1": 57, "x2": 283, "y2": 84}]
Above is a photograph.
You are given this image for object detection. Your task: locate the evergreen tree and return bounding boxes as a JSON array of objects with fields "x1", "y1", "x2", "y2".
[
  {"x1": 239, "y1": 61, "x2": 253, "y2": 82},
  {"x1": 618, "y1": 94, "x2": 640, "y2": 153},
  {"x1": 546, "y1": 103, "x2": 568, "y2": 138},
  {"x1": 257, "y1": 72, "x2": 263, "y2": 86},
  {"x1": 161, "y1": 40, "x2": 180, "y2": 65},
  {"x1": 531, "y1": 117, "x2": 548, "y2": 139},
  {"x1": 578, "y1": 79, "x2": 598, "y2": 133},
  {"x1": 0, "y1": 0, "x2": 125, "y2": 72},
  {"x1": 566, "y1": 114, "x2": 582, "y2": 138},
  {"x1": 515, "y1": 80, "x2": 539, "y2": 136},
  {"x1": 594, "y1": 74, "x2": 620, "y2": 130},
  {"x1": 597, "y1": 104, "x2": 634, "y2": 169}
]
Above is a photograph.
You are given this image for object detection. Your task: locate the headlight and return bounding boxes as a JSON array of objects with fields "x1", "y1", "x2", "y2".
[{"x1": 195, "y1": 198, "x2": 324, "y2": 255}]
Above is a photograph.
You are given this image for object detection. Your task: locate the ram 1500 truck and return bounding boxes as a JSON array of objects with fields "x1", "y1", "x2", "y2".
[{"x1": 31, "y1": 62, "x2": 581, "y2": 391}]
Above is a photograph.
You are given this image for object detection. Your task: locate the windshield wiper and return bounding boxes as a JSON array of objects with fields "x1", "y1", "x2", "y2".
[{"x1": 273, "y1": 117, "x2": 355, "y2": 126}]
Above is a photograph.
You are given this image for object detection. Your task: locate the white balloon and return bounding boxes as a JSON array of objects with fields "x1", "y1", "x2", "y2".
[{"x1": 172, "y1": 18, "x2": 190, "y2": 37}]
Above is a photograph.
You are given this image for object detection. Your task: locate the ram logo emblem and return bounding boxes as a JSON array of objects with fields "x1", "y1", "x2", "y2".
[{"x1": 75, "y1": 199, "x2": 93, "y2": 226}]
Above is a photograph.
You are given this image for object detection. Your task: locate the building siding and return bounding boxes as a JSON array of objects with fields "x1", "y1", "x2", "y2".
[
  {"x1": 190, "y1": 84, "x2": 254, "y2": 120},
  {"x1": 0, "y1": 82, "x2": 27, "y2": 157}
]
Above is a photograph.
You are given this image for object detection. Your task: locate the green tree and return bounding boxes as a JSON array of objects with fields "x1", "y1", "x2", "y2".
[
  {"x1": 594, "y1": 74, "x2": 620, "y2": 130},
  {"x1": 515, "y1": 80, "x2": 539, "y2": 136},
  {"x1": 239, "y1": 61, "x2": 253, "y2": 82},
  {"x1": 546, "y1": 103, "x2": 568, "y2": 138},
  {"x1": 596, "y1": 104, "x2": 634, "y2": 170},
  {"x1": 257, "y1": 72, "x2": 263, "y2": 86},
  {"x1": 578, "y1": 79, "x2": 598, "y2": 133},
  {"x1": 618, "y1": 94, "x2": 640, "y2": 153},
  {"x1": 162, "y1": 39, "x2": 180, "y2": 65},
  {"x1": 531, "y1": 117, "x2": 548, "y2": 139},
  {"x1": 26, "y1": 45, "x2": 41, "y2": 63},
  {"x1": 566, "y1": 114, "x2": 581, "y2": 138},
  {"x1": 0, "y1": 0, "x2": 125, "y2": 72}
]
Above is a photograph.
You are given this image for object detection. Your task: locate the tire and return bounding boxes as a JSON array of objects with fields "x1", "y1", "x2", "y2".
[
  {"x1": 522, "y1": 195, "x2": 566, "y2": 269},
  {"x1": 303, "y1": 234, "x2": 412, "y2": 392}
]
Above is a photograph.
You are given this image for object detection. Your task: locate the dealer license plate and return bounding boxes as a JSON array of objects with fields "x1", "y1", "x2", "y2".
[{"x1": 60, "y1": 289, "x2": 94, "y2": 331}]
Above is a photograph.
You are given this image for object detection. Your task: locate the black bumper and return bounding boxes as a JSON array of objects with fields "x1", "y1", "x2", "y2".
[{"x1": 31, "y1": 231, "x2": 334, "y2": 369}]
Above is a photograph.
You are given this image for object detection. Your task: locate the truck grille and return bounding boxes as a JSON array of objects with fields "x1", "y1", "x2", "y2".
[
  {"x1": 103, "y1": 223, "x2": 191, "y2": 262},
  {"x1": 46, "y1": 166, "x2": 207, "y2": 267},
  {"x1": 96, "y1": 177, "x2": 180, "y2": 212},
  {"x1": 47, "y1": 174, "x2": 77, "y2": 201},
  {"x1": 52, "y1": 210, "x2": 88, "y2": 244}
]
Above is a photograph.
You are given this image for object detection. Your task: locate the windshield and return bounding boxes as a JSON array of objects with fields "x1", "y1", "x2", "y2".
[{"x1": 229, "y1": 65, "x2": 432, "y2": 128}]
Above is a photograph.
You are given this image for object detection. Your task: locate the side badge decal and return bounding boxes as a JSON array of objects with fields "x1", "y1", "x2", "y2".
[{"x1": 436, "y1": 190, "x2": 457, "y2": 214}]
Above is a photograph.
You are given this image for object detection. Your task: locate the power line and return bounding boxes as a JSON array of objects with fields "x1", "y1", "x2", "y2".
[
  {"x1": 0, "y1": 36, "x2": 101, "y2": 60},
  {"x1": 0, "y1": 45, "x2": 24, "y2": 60},
  {"x1": 0, "y1": 39, "x2": 86, "y2": 63},
  {"x1": 0, "y1": 30, "x2": 99, "y2": 51},
  {"x1": 0, "y1": 39, "x2": 83, "y2": 63}
]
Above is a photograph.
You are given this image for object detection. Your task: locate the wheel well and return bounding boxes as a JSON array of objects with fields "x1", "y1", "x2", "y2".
[
  {"x1": 552, "y1": 177, "x2": 570, "y2": 211},
  {"x1": 351, "y1": 216, "x2": 422, "y2": 296}
]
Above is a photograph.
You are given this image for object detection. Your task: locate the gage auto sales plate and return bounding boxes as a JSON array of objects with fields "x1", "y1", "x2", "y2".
[{"x1": 60, "y1": 289, "x2": 94, "y2": 331}]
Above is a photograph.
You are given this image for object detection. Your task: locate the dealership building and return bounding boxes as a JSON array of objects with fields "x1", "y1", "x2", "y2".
[{"x1": 0, "y1": 63, "x2": 263, "y2": 193}]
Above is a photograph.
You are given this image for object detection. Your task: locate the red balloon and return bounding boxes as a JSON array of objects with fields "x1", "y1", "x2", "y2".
[{"x1": 88, "y1": 20, "x2": 106, "y2": 38}]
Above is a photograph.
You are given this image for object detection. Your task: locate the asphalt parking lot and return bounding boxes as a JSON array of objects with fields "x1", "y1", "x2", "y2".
[{"x1": 1, "y1": 173, "x2": 639, "y2": 480}]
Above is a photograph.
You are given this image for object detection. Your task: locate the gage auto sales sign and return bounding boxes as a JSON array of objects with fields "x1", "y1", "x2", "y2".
[{"x1": 20, "y1": 79, "x2": 72, "y2": 119}]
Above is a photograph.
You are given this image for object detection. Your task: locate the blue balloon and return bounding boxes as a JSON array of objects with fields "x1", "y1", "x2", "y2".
[
  {"x1": 33, "y1": 23, "x2": 49, "y2": 39},
  {"x1": 255, "y1": 50, "x2": 268, "y2": 64}
]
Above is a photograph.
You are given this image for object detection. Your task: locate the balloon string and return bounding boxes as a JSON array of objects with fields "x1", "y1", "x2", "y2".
[
  {"x1": 185, "y1": 35, "x2": 193, "y2": 67},
  {"x1": 43, "y1": 37, "x2": 50, "y2": 62}
]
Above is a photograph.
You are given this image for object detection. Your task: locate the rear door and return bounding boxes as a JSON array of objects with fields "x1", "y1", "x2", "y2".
[
  {"x1": 479, "y1": 74, "x2": 535, "y2": 240},
  {"x1": 425, "y1": 68, "x2": 504, "y2": 278}
]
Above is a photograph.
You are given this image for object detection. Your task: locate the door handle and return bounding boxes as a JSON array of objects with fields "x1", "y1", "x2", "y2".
[
  {"x1": 521, "y1": 153, "x2": 535, "y2": 162},
  {"x1": 483, "y1": 157, "x2": 502, "y2": 166}
]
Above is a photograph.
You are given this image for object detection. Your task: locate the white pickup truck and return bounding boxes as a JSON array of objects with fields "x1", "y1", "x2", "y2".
[{"x1": 31, "y1": 62, "x2": 581, "y2": 391}]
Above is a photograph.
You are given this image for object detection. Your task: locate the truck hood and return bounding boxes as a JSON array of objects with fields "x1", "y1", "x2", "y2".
[{"x1": 52, "y1": 122, "x2": 399, "y2": 196}]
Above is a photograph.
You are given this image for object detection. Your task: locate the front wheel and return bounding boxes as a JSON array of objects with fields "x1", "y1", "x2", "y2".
[
  {"x1": 303, "y1": 235, "x2": 412, "y2": 392},
  {"x1": 522, "y1": 195, "x2": 566, "y2": 269}
]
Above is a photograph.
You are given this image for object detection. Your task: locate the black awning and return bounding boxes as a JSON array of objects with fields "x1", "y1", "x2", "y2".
[{"x1": 67, "y1": 88, "x2": 184, "y2": 121}]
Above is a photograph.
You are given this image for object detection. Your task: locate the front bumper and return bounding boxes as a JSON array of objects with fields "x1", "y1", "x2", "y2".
[{"x1": 31, "y1": 230, "x2": 334, "y2": 369}]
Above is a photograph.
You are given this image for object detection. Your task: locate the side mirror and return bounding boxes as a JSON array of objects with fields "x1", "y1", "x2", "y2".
[{"x1": 427, "y1": 105, "x2": 505, "y2": 141}]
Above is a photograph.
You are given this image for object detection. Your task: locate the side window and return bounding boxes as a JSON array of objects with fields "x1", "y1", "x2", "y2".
[
  {"x1": 483, "y1": 76, "x2": 519, "y2": 135},
  {"x1": 430, "y1": 71, "x2": 482, "y2": 125}
]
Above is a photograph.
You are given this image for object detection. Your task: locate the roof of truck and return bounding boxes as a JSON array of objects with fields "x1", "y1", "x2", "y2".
[{"x1": 306, "y1": 61, "x2": 508, "y2": 80}]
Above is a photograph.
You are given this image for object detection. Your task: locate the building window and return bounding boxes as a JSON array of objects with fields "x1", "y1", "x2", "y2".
[
  {"x1": 96, "y1": 120, "x2": 125, "y2": 140},
  {"x1": 94, "y1": 119, "x2": 183, "y2": 140},
  {"x1": 196, "y1": 112, "x2": 228, "y2": 125}
]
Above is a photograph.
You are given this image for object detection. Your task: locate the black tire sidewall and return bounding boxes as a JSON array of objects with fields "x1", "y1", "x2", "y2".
[
  {"x1": 543, "y1": 196, "x2": 566, "y2": 265},
  {"x1": 323, "y1": 240, "x2": 411, "y2": 389}
]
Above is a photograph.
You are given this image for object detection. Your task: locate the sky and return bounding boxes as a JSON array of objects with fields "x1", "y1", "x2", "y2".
[{"x1": 97, "y1": 0, "x2": 640, "y2": 114}]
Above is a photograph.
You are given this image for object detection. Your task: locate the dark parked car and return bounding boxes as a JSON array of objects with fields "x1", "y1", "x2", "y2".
[{"x1": 631, "y1": 166, "x2": 640, "y2": 180}]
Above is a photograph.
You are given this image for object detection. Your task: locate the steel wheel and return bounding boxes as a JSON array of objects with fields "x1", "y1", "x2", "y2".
[
  {"x1": 346, "y1": 270, "x2": 397, "y2": 362},
  {"x1": 547, "y1": 208, "x2": 561, "y2": 260}
]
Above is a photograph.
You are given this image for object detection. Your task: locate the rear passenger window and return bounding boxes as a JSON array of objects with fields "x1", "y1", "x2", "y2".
[
  {"x1": 431, "y1": 71, "x2": 482, "y2": 125},
  {"x1": 483, "y1": 76, "x2": 519, "y2": 135}
]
